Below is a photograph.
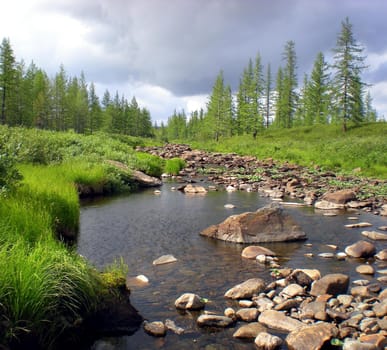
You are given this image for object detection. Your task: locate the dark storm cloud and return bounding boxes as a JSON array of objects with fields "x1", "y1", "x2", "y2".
[{"x1": 42, "y1": 0, "x2": 387, "y2": 96}]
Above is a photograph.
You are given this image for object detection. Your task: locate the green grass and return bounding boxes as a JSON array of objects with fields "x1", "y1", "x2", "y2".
[
  {"x1": 189, "y1": 123, "x2": 387, "y2": 179},
  {"x1": 0, "y1": 126, "x2": 166, "y2": 348},
  {"x1": 164, "y1": 157, "x2": 186, "y2": 175}
]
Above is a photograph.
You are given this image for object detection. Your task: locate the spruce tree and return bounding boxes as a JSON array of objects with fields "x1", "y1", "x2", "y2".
[
  {"x1": 264, "y1": 63, "x2": 272, "y2": 128},
  {"x1": 304, "y1": 52, "x2": 331, "y2": 124},
  {"x1": 332, "y1": 17, "x2": 367, "y2": 131}
]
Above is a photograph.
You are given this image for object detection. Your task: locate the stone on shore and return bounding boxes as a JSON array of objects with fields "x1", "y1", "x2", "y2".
[
  {"x1": 258, "y1": 310, "x2": 304, "y2": 333},
  {"x1": 310, "y1": 273, "x2": 349, "y2": 297},
  {"x1": 255, "y1": 332, "x2": 283, "y2": 350},
  {"x1": 174, "y1": 293, "x2": 205, "y2": 310},
  {"x1": 200, "y1": 204, "x2": 307, "y2": 243},
  {"x1": 224, "y1": 278, "x2": 266, "y2": 299},
  {"x1": 322, "y1": 189, "x2": 357, "y2": 204},
  {"x1": 344, "y1": 240, "x2": 376, "y2": 258},
  {"x1": 286, "y1": 322, "x2": 338, "y2": 350},
  {"x1": 233, "y1": 322, "x2": 267, "y2": 338}
]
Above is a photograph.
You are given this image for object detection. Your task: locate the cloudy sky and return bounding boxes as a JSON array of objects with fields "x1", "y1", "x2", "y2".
[{"x1": 1, "y1": 0, "x2": 387, "y2": 123}]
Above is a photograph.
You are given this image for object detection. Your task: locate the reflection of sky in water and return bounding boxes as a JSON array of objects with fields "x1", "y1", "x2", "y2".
[{"x1": 78, "y1": 183, "x2": 387, "y2": 350}]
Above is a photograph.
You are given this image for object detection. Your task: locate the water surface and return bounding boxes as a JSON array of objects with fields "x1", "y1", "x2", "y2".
[{"x1": 78, "y1": 182, "x2": 387, "y2": 349}]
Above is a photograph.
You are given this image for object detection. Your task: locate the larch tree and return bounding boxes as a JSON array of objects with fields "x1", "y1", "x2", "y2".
[
  {"x1": 0, "y1": 38, "x2": 16, "y2": 125},
  {"x1": 264, "y1": 63, "x2": 272, "y2": 128},
  {"x1": 332, "y1": 17, "x2": 367, "y2": 131},
  {"x1": 281, "y1": 40, "x2": 298, "y2": 128}
]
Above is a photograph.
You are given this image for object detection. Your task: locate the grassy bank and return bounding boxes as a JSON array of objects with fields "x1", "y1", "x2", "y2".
[
  {"x1": 0, "y1": 126, "x2": 169, "y2": 348},
  {"x1": 189, "y1": 123, "x2": 387, "y2": 179}
]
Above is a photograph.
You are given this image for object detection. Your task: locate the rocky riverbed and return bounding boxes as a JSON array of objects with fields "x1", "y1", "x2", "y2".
[
  {"x1": 136, "y1": 144, "x2": 387, "y2": 216},
  {"x1": 125, "y1": 144, "x2": 387, "y2": 349}
]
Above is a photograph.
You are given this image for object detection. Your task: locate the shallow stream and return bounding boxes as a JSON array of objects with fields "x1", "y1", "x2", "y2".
[{"x1": 78, "y1": 181, "x2": 387, "y2": 349}]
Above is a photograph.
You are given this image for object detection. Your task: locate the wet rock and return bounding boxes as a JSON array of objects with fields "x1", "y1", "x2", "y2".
[
  {"x1": 224, "y1": 307, "x2": 236, "y2": 319},
  {"x1": 175, "y1": 293, "x2": 205, "y2": 310},
  {"x1": 375, "y1": 249, "x2": 387, "y2": 260},
  {"x1": 310, "y1": 273, "x2": 349, "y2": 297},
  {"x1": 286, "y1": 322, "x2": 338, "y2": 350},
  {"x1": 299, "y1": 300, "x2": 327, "y2": 321},
  {"x1": 315, "y1": 200, "x2": 345, "y2": 210},
  {"x1": 337, "y1": 294, "x2": 353, "y2": 307},
  {"x1": 224, "y1": 278, "x2": 266, "y2": 299},
  {"x1": 255, "y1": 297, "x2": 275, "y2": 312},
  {"x1": 143, "y1": 321, "x2": 167, "y2": 337},
  {"x1": 258, "y1": 310, "x2": 304, "y2": 333},
  {"x1": 197, "y1": 315, "x2": 234, "y2": 328},
  {"x1": 274, "y1": 298, "x2": 301, "y2": 312},
  {"x1": 153, "y1": 254, "x2": 177, "y2": 267},
  {"x1": 241, "y1": 245, "x2": 276, "y2": 259},
  {"x1": 286, "y1": 270, "x2": 314, "y2": 288},
  {"x1": 351, "y1": 286, "x2": 370, "y2": 298},
  {"x1": 165, "y1": 319, "x2": 184, "y2": 334},
  {"x1": 233, "y1": 322, "x2": 267, "y2": 338},
  {"x1": 356, "y1": 264, "x2": 375, "y2": 275},
  {"x1": 280, "y1": 284, "x2": 305, "y2": 298},
  {"x1": 345, "y1": 222, "x2": 373, "y2": 228},
  {"x1": 345, "y1": 240, "x2": 376, "y2": 258},
  {"x1": 380, "y1": 204, "x2": 387, "y2": 216},
  {"x1": 200, "y1": 204, "x2": 307, "y2": 243},
  {"x1": 254, "y1": 332, "x2": 283, "y2": 350},
  {"x1": 126, "y1": 274, "x2": 150, "y2": 288},
  {"x1": 183, "y1": 184, "x2": 207, "y2": 193},
  {"x1": 361, "y1": 230, "x2": 387, "y2": 240},
  {"x1": 343, "y1": 339, "x2": 377, "y2": 350},
  {"x1": 236, "y1": 308, "x2": 259, "y2": 322},
  {"x1": 373, "y1": 299, "x2": 387, "y2": 317},
  {"x1": 359, "y1": 334, "x2": 387, "y2": 349},
  {"x1": 318, "y1": 252, "x2": 335, "y2": 258},
  {"x1": 224, "y1": 203, "x2": 235, "y2": 209}
]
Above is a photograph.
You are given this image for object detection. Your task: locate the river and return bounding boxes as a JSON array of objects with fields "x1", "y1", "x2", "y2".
[{"x1": 78, "y1": 181, "x2": 387, "y2": 349}]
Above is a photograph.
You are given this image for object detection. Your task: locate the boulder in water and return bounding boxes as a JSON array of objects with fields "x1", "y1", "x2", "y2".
[{"x1": 200, "y1": 204, "x2": 306, "y2": 243}]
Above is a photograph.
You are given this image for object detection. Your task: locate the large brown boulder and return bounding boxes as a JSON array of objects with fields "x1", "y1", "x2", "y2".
[
  {"x1": 200, "y1": 204, "x2": 307, "y2": 243},
  {"x1": 224, "y1": 278, "x2": 266, "y2": 299},
  {"x1": 345, "y1": 240, "x2": 376, "y2": 258},
  {"x1": 286, "y1": 322, "x2": 338, "y2": 350},
  {"x1": 310, "y1": 273, "x2": 349, "y2": 297},
  {"x1": 322, "y1": 189, "x2": 357, "y2": 204}
]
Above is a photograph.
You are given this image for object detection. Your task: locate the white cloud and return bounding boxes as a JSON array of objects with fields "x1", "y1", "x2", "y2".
[{"x1": 369, "y1": 82, "x2": 387, "y2": 120}]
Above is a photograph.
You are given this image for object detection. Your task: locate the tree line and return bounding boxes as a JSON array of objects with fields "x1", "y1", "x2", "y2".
[
  {"x1": 161, "y1": 17, "x2": 378, "y2": 141},
  {"x1": 0, "y1": 39, "x2": 153, "y2": 136}
]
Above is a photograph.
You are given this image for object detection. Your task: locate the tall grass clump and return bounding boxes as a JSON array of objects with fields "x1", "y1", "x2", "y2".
[
  {"x1": 0, "y1": 239, "x2": 102, "y2": 348},
  {"x1": 164, "y1": 158, "x2": 186, "y2": 175}
]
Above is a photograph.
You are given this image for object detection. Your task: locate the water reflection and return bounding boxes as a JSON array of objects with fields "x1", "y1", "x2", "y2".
[{"x1": 78, "y1": 182, "x2": 387, "y2": 349}]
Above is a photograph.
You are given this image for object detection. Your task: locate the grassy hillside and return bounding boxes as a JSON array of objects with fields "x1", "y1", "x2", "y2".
[{"x1": 189, "y1": 123, "x2": 387, "y2": 179}]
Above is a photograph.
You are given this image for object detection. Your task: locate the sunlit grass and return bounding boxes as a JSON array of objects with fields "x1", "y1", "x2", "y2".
[{"x1": 189, "y1": 123, "x2": 387, "y2": 179}]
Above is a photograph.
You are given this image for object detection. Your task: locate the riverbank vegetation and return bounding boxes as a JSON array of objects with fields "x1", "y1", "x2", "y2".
[{"x1": 0, "y1": 126, "x2": 172, "y2": 348}]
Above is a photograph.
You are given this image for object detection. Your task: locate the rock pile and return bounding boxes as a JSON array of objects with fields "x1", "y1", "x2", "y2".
[{"x1": 136, "y1": 144, "x2": 386, "y2": 216}]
